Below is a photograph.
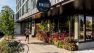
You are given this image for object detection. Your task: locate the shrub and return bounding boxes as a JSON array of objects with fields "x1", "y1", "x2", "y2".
[
  {"x1": 0, "y1": 40, "x2": 22, "y2": 53},
  {"x1": 51, "y1": 32, "x2": 59, "y2": 45},
  {"x1": 57, "y1": 40, "x2": 63, "y2": 48},
  {"x1": 63, "y1": 37, "x2": 78, "y2": 51},
  {"x1": 63, "y1": 37, "x2": 76, "y2": 43},
  {"x1": 0, "y1": 40, "x2": 8, "y2": 49}
]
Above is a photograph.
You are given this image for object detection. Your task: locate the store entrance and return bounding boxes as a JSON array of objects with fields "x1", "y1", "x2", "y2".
[{"x1": 79, "y1": 15, "x2": 93, "y2": 42}]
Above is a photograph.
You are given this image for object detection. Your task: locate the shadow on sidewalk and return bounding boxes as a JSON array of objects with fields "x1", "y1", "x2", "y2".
[{"x1": 29, "y1": 42, "x2": 52, "y2": 45}]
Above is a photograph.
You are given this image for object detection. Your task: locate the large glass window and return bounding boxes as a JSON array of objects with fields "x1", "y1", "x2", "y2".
[
  {"x1": 16, "y1": 12, "x2": 19, "y2": 20},
  {"x1": 19, "y1": 10, "x2": 21, "y2": 17},
  {"x1": 79, "y1": 15, "x2": 84, "y2": 41},
  {"x1": 19, "y1": 0, "x2": 21, "y2": 7},
  {"x1": 22, "y1": 0, "x2": 24, "y2": 2},
  {"x1": 21, "y1": 0, "x2": 23, "y2": 5},
  {"x1": 86, "y1": 16, "x2": 92, "y2": 40},
  {"x1": 26, "y1": 1, "x2": 28, "y2": 13},
  {"x1": 31, "y1": 0, "x2": 34, "y2": 10},
  {"x1": 50, "y1": 0, "x2": 56, "y2": 5},
  {"x1": 28, "y1": 0, "x2": 31, "y2": 12},
  {"x1": 24, "y1": 3, "x2": 27, "y2": 13},
  {"x1": 33, "y1": 0, "x2": 36, "y2": 8},
  {"x1": 79, "y1": 15, "x2": 93, "y2": 42},
  {"x1": 27, "y1": 0, "x2": 36, "y2": 12},
  {"x1": 22, "y1": 5, "x2": 24, "y2": 15}
]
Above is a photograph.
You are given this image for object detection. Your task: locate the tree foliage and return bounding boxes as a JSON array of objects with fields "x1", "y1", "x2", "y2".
[{"x1": 0, "y1": 6, "x2": 14, "y2": 36}]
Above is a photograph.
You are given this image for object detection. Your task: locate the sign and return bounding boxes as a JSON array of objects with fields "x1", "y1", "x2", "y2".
[{"x1": 37, "y1": 0, "x2": 51, "y2": 12}]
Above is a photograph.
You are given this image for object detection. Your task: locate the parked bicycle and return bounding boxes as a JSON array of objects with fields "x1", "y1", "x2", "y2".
[{"x1": 0, "y1": 39, "x2": 29, "y2": 53}]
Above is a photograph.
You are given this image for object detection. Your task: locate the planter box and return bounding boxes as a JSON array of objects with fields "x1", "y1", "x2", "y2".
[{"x1": 78, "y1": 41, "x2": 94, "y2": 50}]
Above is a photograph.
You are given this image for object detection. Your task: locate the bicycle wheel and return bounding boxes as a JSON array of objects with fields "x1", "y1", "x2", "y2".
[{"x1": 17, "y1": 44, "x2": 29, "y2": 53}]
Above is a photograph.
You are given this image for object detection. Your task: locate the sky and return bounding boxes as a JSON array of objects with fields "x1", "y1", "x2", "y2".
[{"x1": 0, "y1": 0, "x2": 16, "y2": 13}]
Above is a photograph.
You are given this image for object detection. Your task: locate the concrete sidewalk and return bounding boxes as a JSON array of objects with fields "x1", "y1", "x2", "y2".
[{"x1": 15, "y1": 36, "x2": 94, "y2": 53}]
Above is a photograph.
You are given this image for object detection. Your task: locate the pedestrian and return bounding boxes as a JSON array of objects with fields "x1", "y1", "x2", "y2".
[{"x1": 25, "y1": 28, "x2": 30, "y2": 44}]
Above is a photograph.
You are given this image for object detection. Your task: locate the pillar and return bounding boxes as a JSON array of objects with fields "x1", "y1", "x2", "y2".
[{"x1": 74, "y1": 16, "x2": 79, "y2": 40}]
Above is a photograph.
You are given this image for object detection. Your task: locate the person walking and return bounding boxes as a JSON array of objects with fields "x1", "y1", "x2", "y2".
[{"x1": 25, "y1": 28, "x2": 30, "y2": 44}]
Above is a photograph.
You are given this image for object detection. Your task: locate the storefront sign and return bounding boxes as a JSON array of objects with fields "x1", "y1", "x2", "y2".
[{"x1": 37, "y1": 0, "x2": 51, "y2": 12}]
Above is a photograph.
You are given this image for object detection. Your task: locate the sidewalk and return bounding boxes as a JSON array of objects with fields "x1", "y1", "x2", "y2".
[{"x1": 15, "y1": 36, "x2": 94, "y2": 53}]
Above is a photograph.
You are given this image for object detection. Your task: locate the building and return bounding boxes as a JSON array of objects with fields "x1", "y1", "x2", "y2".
[
  {"x1": 14, "y1": 14, "x2": 21, "y2": 35},
  {"x1": 15, "y1": 0, "x2": 65, "y2": 34},
  {"x1": 16, "y1": 0, "x2": 94, "y2": 50}
]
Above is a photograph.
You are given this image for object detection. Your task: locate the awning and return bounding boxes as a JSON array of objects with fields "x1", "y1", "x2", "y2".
[
  {"x1": 16, "y1": 16, "x2": 32, "y2": 23},
  {"x1": 16, "y1": 12, "x2": 44, "y2": 23}
]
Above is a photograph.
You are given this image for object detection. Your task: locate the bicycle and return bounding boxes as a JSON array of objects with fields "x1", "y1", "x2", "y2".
[{"x1": 0, "y1": 39, "x2": 29, "y2": 53}]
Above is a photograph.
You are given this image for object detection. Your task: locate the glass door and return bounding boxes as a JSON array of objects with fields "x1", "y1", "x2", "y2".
[{"x1": 79, "y1": 15, "x2": 93, "y2": 42}]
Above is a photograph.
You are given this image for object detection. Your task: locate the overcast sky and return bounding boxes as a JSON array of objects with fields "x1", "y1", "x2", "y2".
[{"x1": 0, "y1": 0, "x2": 16, "y2": 12}]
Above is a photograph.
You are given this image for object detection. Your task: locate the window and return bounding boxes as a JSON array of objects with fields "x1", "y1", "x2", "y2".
[
  {"x1": 20, "y1": 9, "x2": 22, "y2": 16},
  {"x1": 21, "y1": 0, "x2": 23, "y2": 5},
  {"x1": 16, "y1": 12, "x2": 19, "y2": 20},
  {"x1": 79, "y1": 15, "x2": 84, "y2": 41},
  {"x1": 79, "y1": 15, "x2": 93, "y2": 42},
  {"x1": 33, "y1": 0, "x2": 36, "y2": 8},
  {"x1": 86, "y1": 16, "x2": 92, "y2": 40},
  {"x1": 19, "y1": 10, "x2": 21, "y2": 17},
  {"x1": 22, "y1": 5, "x2": 24, "y2": 15},
  {"x1": 24, "y1": 3, "x2": 27, "y2": 13},
  {"x1": 50, "y1": 0, "x2": 56, "y2": 5},
  {"x1": 22, "y1": 0, "x2": 24, "y2": 2},
  {"x1": 28, "y1": 0, "x2": 31, "y2": 12},
  {"x1": 18, "y1": 3, "x2": 19, "y2": 10},
  {"x1": 31, "y1": 0, "x2": 34, "y2": 10},
  {"x1": 26, "y1": 1, "x2": 28, "y2": 13}
]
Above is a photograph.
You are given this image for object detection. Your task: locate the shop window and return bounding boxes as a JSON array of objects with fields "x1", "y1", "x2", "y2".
[
  {"x1": 86, "y1": 16, "x2": 92, "y2": 41},
  {"x1": 79, "y1": 15, "x2": 84, "y2": 41},
  {"x1": 79, "y1": 15, "x2": 93, "y2": 42}
]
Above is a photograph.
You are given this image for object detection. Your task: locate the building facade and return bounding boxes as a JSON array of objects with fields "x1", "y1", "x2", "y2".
[
  {"x1": 16, "y1": 0, "x2": 65, "y2": 34},
  {"x1": 16, "y1": 0, "x2": 94, "y2": 49},
  {"x1": 14, "y1": 14, "x2": 21, "y2": 35}
]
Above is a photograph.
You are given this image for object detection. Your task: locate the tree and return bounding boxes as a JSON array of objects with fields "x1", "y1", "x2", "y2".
[{"x1": 0, "y1": 6, "x2": 14, "y2": 36}]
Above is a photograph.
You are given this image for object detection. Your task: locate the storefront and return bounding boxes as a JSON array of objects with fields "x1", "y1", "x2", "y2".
[
  {"x1": 34, "y1": 0, "x2": 94, "y2": 50},
  {"x1": 16, "y1": 0, "x2": 94, "y2": 50}
]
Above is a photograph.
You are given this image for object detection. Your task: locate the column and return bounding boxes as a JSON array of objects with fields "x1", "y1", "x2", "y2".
[{"x1": 74, "y1": 16, "x2": 79, "y2": 40}]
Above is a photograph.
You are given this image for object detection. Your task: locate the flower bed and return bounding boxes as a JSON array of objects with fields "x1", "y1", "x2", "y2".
[
  {"x1": 63, "y1": 37, "x2": 78, "y2": 51},
  {"x1": 36, "y1": 31, "x2": 78, "y2": 51}
]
